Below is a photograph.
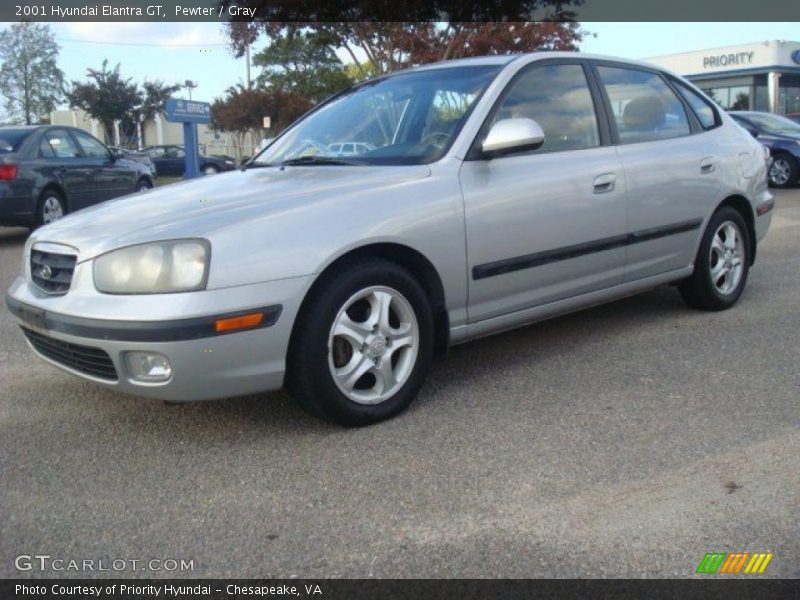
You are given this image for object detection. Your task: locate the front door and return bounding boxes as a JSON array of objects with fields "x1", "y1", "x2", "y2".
[
  {"x1": 460, "y1": 62, "x2": 628, "y2": 323},
  {"x1": 71, "y1": 129, "x2": 136, "y2": 201}
]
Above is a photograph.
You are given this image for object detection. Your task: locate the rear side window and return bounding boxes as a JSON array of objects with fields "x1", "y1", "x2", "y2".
[
  {"x1": 597, "y1": 66, "x2": 690, "y2": 144},
  {"x1": 39, "y1": 138, "x2": 56, "y2": 158},
  {"x1": 490, "y1": 63, "x2": 600, "y2": 153},
  {"x1": 44, "y1": 129, "x2": 81, "y2": 158},
  {"x1": 672, "y1": 81, "x2": 719, "y2": 129}
]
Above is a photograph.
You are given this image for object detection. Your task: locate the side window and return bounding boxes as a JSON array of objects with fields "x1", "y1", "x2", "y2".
[
  {"x1": 166, "y1": 147, "x2": 185, "y2": 159},
  {"x1": 39, "y1": 137, "x2": 56, "y2": 158},
  {"x1": 44, "y1": 129, "x2": 81, "y2": 159},
  {"x1": 73, "y1": 130, "x2": 110, "y2": 159},
  {"x1": 597, "y1": 66, "x2": 691, "y2": 144},
  {"x1": 147, "y1": 147, "x2": 166, "y2": 158},
  {"x1": 490, "y1": 63, "x2": 600, "y2": 153},
  {"x1": 672, "y1": 81, "x2": 719, "y2": 130}
]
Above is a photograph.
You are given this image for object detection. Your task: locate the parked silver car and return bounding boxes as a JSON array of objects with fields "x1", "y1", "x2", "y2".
[{"x1": 6, "y1": 53, "x2": 774, "y2": 425}]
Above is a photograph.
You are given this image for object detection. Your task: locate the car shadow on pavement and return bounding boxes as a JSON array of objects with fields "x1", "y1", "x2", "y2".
[
  {"x1": 133, "y1": 283, "x2": 699, "y2": 432},
  {"x1": 0, "y1": 227, "x2": 29, "y2": 247}
]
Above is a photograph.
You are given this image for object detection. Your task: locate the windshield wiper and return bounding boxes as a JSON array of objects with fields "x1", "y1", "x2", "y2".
[{"x1": 279, "y1": 156, "x2": 359, "y2": 167}]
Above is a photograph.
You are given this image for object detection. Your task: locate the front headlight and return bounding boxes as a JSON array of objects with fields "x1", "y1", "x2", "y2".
[{"x1": 93, "y1": 239, "x2": 210, "y2": 294}]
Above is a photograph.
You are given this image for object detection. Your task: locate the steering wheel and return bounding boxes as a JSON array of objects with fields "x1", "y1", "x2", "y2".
[{"x1": 421, "y1": 132, "x2": 451, "y2": 148}]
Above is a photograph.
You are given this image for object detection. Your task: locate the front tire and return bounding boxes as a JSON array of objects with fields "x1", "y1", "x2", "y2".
[
  {"x1": 679, "y1": 206, "x2": 750, "y2": 311},
  {"x1": 768, "y1": 154, "x2": 797, "y2": 188},
  {"x1": 136, "y1": 177, "x2": 153, "y2": 192},
  {"x1": 286, "y1": 258, "x2": 434, "y2": 426}
]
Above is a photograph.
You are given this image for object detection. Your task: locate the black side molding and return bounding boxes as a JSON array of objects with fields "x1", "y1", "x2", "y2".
[
  {"x1": 5, "y1": 295, "x2": 281, "y2": 342},
  {"x1": 473, "y1": 218, "x2": 703, "y2": 280}
]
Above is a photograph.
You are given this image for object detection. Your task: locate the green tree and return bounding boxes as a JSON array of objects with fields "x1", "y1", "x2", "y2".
[
  {"x1": 210, "y1": 84, "x2": 312, "y2": 158},
  {"x1": 252, "y1": 29, "x2": 353, "y2": 103},
  {"x1": 0, "y1": 22, "x2": 65, "y2": 124},
  {"x1": 130, "y1": 80, "x2": 182, "y2": 146},
  {"x1": 66, "y1": 60, "x2": 142, "y2": 144}
]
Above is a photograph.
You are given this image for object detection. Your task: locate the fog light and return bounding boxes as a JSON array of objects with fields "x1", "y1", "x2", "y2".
[{"x1": 125, "y1": 351, "x2": 172, "y2": 382}]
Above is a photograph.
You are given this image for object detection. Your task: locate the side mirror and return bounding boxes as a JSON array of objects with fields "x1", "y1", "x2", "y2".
[
  {"x1": 110, "y1": 149, "x2": 125, "y2": 161},
  {"x1": 747, "y1": 128, "x2": 759, "y2": 138},
  {"x1": 481, "y1": 118, "x2": 545, "y2": 158}
]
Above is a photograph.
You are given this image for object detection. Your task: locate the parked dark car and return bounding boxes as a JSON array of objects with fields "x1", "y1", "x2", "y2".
[
  {"x1": 0, "y1": 125, "x2": 154, "y2": 228},
  {"x1": 142, "y1": 145, "x2": 236, "y2": 177},
  {"x1": 786, "y1": 113, "x2": 800, "y2": 125},
  {"x1": 109, "y1": 146, "x2": 157, "y2": 179},
  {"x1": 729, "y1": 111, "x2": 800, "y2": 188}
]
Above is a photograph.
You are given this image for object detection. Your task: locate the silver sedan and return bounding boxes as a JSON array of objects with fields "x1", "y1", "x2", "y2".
[{"x1": 6, "y1": 53, "x2": 774, "y2": 425}]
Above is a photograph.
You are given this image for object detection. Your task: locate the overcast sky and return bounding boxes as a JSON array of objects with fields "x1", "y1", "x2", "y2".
[{"x1": 1, "y1": 21, "x2": 798, "y2": 110}]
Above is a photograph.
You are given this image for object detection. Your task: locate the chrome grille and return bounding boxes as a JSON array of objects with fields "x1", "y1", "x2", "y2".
[
  {"x1": 30, "y1": 248, "x2": 77, "y2": 294},
  {"x1": 21, "y1": 328, "x2": 118, "y2": 381}
]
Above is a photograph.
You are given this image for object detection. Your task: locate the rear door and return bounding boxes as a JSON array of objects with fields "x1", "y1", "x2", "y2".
[
  {"x1": 460, "y1": 60, "x2": 628, "y2": 323},
  {"x1": 41, "y1": 128, "x2": 94, "y2": 211},
  {"x1": 593, "y1": 63, "x2": 721, "y2": 281}
]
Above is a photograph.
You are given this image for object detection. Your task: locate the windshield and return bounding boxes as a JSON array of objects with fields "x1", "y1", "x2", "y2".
[
  {"x1": 743, "y1": 113, "x2": 800, "y2": 135},
  {"x1": 0, "y1": 128, "x2": 34, "y2": 154},
  {"x1": 253, "y1": 65, "x2": 501, "y2": 166}
]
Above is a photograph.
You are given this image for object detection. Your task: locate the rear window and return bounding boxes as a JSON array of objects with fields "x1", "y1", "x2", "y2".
[
  {"x1": 0, "y1": 128, "x2": 33, "y2": 154},
  {"x1": 672, "y1": 81, "x2": 719, "y2": 130}
]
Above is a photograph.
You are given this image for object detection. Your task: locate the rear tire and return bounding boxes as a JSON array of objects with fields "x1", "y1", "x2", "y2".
[
  {"x1": 34, "y1": 190, "x2": 67, "y2": 228},
  {"x1": 679, "y1": 206, "x2": 750, "y2": 311},
  {"x1": 286, "y1": 258, "x2": 434, "y2": 426},
  {"x1": 202, "y1": 164, "x2": 219, "y2": 176}
]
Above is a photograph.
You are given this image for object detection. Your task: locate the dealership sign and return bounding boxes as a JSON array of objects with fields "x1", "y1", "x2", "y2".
[
  {"x1": 164, "y1": 98, "x2": 211, "y2": 178},
  {"x1": 165, "y1": 99, "x2": 211, "y2": 124},
  {"x1": 703, "y1": 51, "x2": 755, "y2": 69}
]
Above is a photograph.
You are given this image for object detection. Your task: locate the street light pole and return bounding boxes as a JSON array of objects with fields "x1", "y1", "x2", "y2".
[
  {"x1": 245, "y1": 39, "x2": 251, "y2": 88},
  {"x1": 184, "y1": 80, "x2": 198, "y2": 100}
]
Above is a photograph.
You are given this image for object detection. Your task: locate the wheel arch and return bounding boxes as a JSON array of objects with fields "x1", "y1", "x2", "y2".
[
  {"x1": 292, "y1": 242, "x2": 450, "y2": 359},
  {"x1": 137, "y1": 174, "x2": 154, "y2": 188},
  {"x1": 715, "y1": 194, "x2": 757, "y2": 265},
  {"x1": 38, "y1": 182, "x2": 69, "y2": 212}
]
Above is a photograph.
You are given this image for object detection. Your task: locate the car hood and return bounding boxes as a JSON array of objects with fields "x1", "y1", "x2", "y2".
[{"x1": 30, "y1": 165, "x2": 431, "y2": 261}]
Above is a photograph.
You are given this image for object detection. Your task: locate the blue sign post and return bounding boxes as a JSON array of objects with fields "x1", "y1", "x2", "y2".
[{"x1": 165, "y1": 98, "x2": 211, "y2": 179}]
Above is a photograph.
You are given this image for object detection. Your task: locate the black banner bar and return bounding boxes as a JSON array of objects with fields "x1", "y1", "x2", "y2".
[
  {"x1": 2, "y1": 579, "x2": 800, "y2": 600},
  {"x1": 2, "y1": 0, "x2": 799, "y2": 22}
]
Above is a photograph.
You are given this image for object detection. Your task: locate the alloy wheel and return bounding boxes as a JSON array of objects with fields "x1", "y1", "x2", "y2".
[
  {"x1": 41, "y1": 196, "x2": 64, "y2": 224},
  {"x1": 769, "y1": 158, "x2": 791, "y2": 186},
  {"x1": 327, "y1": 286, "x2": 419, "y2": 405},
  {"x1": 709, "y1": 221, "x2": 745, "y2": 295}
]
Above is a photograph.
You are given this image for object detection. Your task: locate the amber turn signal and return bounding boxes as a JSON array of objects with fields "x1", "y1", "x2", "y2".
[{"x1": 214, "y1": 312, "x2": 264, "y2": 333}]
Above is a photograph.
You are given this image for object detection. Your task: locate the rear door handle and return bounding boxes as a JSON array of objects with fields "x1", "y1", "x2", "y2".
[
  {"x1": 593, "y1": 173, "x2": 616, "y2": 194},
  {"x1": 700, "y1": 157, "x2": 715, "y2": 174}
]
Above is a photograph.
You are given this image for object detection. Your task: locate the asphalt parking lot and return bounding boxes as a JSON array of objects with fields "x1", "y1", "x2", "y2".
[{"x1": 1, "y1": 190, "x2": 798, "y2": 579}]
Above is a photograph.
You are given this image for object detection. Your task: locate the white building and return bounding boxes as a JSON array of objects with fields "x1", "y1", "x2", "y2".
[{"x1": 646, "y1": 40, "x2": 800, "y2": 114}]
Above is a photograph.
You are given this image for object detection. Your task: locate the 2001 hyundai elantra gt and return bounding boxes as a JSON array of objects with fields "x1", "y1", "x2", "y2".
[{"x1": 6, "y1": 53, "x2": 774, "y2": 425}]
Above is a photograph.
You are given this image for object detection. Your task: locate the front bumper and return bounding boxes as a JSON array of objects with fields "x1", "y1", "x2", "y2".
[{"x1": 6, "y1": 274, "x2": 310, "y2": 401}]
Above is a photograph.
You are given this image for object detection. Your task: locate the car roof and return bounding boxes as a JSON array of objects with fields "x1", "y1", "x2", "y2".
[{"x1": 407, "y1": 51, "x2": 670, "y2": 74}]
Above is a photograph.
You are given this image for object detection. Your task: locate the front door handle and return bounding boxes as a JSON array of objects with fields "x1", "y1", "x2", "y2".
[
  {"x1": 700, "y1": 157, "x2": 715, "y2": 174},
  {"x1": 593, "y1": 173, "x2": 616, "y2": 194}
]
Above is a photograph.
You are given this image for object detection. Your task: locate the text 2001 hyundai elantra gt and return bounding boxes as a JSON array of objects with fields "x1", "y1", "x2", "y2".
[{"x1": 6, "y1": 53, "x2": 774, "y2": 425}]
